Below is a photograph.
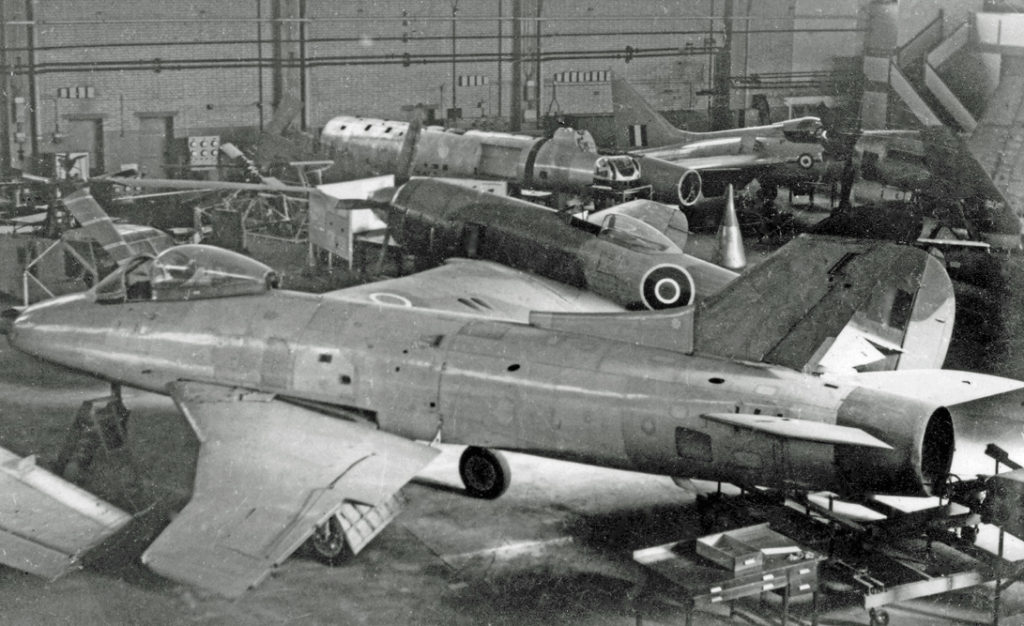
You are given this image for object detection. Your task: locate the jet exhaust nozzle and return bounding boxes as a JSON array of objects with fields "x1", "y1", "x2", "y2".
[{"x1": 835, "y1": 387, "x2": 955, "y2": 497}]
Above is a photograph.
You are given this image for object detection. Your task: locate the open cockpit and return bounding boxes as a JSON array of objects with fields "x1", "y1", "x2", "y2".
[{"x1": 93, "y1": 244, "x2": 278, "y2": 304}]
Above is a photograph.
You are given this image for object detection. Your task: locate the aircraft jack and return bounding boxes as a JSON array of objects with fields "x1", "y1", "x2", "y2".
[{"x1": 54, "y1": 385, "x2": 146, "y2": 510}]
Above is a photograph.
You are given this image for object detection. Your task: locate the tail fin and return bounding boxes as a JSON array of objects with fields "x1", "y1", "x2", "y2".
[
  {"x1": 611, "y1": 78, "x2": 689, "y2": 149},
  {"x1": 694, "y1": 236, "x2": 954, "y2": 373}
]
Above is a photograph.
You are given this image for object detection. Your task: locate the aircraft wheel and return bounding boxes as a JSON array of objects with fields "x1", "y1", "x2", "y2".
[
  {"x1": 459, "y1": 446, "x2": 510, "y2": 499},
  {"x1": 868, "y1": 608, "x2": 890, "y2": 626},
  {"x1": 308, "y1": 515, "x2": 350, "y2": 566}
]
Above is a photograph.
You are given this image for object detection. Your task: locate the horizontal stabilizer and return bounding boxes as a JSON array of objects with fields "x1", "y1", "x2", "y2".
[
  {"x1": 0, "y1": 446, "x2": 132, "y2": 580},
  {"x1": 702, "y1": 413, "x2": 893, "y2": 449},
  {"x1": 841, "y1": 370, "x2": 1024, "y2": 407}
]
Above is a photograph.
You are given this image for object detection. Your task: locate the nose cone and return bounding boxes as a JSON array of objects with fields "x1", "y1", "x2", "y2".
[
  {"x1": 0, "y1": 306, "x2": 21, "y2": 336},
  {"x1": 5, "y1": 293, "x2": 94, "y2": 366}
]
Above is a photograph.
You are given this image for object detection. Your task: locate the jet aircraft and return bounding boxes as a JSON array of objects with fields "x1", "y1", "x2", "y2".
[
  {"x1": 609, "y1": 79, "x2": 1021, "y2": 249},
  {"x1": 5, "y1": 232, "x2": 1023, "y2": 597},
  {"x1": 374, "y1": 177, "x2": 739, "y2": 309},
  {"x1": 608, "y1": 77, "x2": 826, "y2": 206}
]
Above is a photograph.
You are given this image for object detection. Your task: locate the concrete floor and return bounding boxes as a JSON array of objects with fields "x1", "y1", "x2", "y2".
[{"x1": 6, "y1": 238, "x2": 1024, "y2": 624}]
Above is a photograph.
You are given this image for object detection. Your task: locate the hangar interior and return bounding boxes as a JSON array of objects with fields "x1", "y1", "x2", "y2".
[{"x1": 5, "y1": 1, "x2": 1024, "y2": 625}]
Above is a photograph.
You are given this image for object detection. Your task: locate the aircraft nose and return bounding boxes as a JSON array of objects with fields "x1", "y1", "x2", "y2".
[
  {"x1": 3, "y1": 293, "x2": 91, "y2": 360},
  {"x1": 0, "y1": 306, "x2": 21, "y2": 337}
]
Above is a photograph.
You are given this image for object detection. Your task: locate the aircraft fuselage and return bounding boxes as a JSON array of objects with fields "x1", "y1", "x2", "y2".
[
  {"x1": 320, "y1": 116, "x2": 642, "y2": 194},
  {"x1": 10, "y1": 288, "x2": 951, "y2": 498},
  {"x1": 385, "y1": 178, "x2": 736, "y2": 309}
]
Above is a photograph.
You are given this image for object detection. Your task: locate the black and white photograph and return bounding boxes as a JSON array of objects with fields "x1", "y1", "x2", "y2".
[{"x1": 3, "y1": 1, "x2": 1024, "y2": 624}]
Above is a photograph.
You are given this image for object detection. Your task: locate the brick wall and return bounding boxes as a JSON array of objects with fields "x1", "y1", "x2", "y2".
[{"x1": 2, "y1": 0, "x2": 859, "y2": 172}]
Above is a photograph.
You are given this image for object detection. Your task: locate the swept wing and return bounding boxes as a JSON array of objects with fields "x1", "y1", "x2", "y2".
[
  {"x1": 324, "y1": 259, "x2": 622, "y2": 321},
  {"x1": 140, "y1": 382, "x2": 438, "y2": 597},
  {"x1": 0, "y1": 446, "x2": 131, "y2": 579}
]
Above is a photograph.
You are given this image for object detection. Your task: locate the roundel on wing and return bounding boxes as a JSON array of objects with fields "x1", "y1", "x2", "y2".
[
  {"x1": 798, "y1": 153, "x2": 815, "y2": 169},
  {"x1": 640, "y1": 264, "x2": 695, "y2": 310},
  {"x1": 369, "y1": 292, "x2": 414, "y2": 307}
]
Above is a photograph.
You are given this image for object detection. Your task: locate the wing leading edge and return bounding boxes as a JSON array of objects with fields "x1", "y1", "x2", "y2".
[
  {"x1": 142, "y1": 381, "x2": 438, "y2": 597},
  {"x1": 0, "y1": 446, "x2": 132, "y2": 579}
]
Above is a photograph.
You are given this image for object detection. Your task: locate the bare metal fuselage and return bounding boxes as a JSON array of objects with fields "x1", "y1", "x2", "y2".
[
  {"x1": 321, "y1": 116, "x2": 640, "y2": 193},
  {"x1": 10, "y1": 288, "x2": 949, "y2": 497}
]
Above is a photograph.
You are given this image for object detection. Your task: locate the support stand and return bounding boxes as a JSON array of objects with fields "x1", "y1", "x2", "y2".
[{"x1": 54, "y1": 385, "x2": 145, "y2": 509}]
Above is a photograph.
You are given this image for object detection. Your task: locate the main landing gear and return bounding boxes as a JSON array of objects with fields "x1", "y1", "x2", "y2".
[
  {"x1": 309, "y1": 516, "x2": 350, "y2": 566},
  {"x1": 459, "y1": 446, "x2": 510, "y2": 499}
]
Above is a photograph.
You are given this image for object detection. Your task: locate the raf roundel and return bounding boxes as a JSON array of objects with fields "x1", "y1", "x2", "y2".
[{"x1": 640, "y1": 264, "x2": 695, "y2": 310}]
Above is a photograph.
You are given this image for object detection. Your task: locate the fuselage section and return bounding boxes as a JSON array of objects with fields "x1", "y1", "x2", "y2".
[
  {"x1": 10, "y1": 287, "x2": 935, "y2": 495},
  {"x1": 320, "y1": 115, "x2": 641, "y2": 193}
]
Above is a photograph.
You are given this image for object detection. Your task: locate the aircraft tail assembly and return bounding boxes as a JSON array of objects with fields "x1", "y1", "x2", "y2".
[
  {"x1": 693, "y1": 235, "x2": 955, "y2": 373},
  {"x1": 611, "y1": 78, "x2": 691, "y2": 149}
]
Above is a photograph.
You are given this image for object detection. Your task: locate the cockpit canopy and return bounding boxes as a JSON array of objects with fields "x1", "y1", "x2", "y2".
[
  {"x1": 594, "y1": 212, "x2": 676, "y2": 253},
  {"x1": 94, "y1": 244, "x2": 278, "y2": 303}
]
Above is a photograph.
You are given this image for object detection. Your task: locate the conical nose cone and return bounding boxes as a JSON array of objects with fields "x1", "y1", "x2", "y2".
[{"x1": 714, "y1": 185, "x2": 746, "y2": 270}]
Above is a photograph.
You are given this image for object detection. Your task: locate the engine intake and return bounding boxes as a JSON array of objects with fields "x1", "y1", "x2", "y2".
[{"x1": 677, "y1": 169, "x2": 702, "y2": 207}]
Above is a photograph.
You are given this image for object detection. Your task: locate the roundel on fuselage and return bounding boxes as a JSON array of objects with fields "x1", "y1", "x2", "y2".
[{"x1": 640, "y1": 264, "x2": 695, "y2": 310}]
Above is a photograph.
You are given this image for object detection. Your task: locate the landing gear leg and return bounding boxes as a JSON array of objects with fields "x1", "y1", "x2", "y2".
[
  {"x1": 868, "y1": 607, "x2": 889, "y2": 626},
  {"x1": 309, "y1": 515, "x2": 350, "y2": 566},
  {"x1": 459, "y1": 446, "x2": 511, "y2": 499}
]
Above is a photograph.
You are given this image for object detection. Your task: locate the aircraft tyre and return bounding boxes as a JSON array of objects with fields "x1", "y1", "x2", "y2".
[
  {"x1": 459, "y1": 446, "x2": 510, "y2": 499},
  {"x1": 868, "y1": 608, "x2": 889, "y2": 626},
  {"x1": 308, "y1": 514, "x2": 350, "y2": 566}
]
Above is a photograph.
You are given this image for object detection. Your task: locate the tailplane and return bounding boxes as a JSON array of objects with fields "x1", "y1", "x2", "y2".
[{"x1": 693, "y1": 236, "x2": 955, "y2": 373}]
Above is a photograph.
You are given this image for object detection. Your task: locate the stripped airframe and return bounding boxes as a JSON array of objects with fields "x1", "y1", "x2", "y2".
[{"x1": 4, "y1": 228, "x2": 1023, "y2": 597}]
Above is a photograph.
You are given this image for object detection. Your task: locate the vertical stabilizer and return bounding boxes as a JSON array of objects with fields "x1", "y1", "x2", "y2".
[
  {"x1": 694, "y1": 236, "x2": 955, "y2": 372},
  {"x1": 713, "y1": 184, "x2": 746, "y2": 270},
  {"x1": 611, "y1": 78, "x2": 690, "y2": 149}
]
